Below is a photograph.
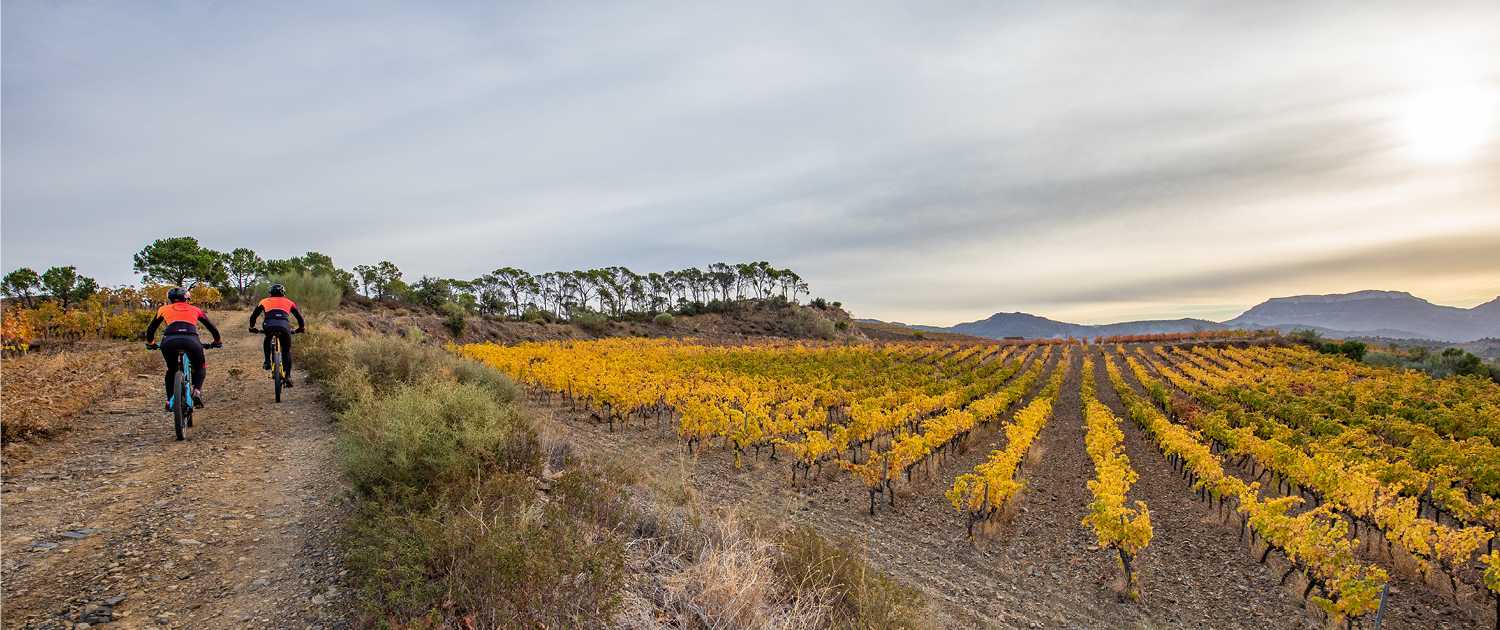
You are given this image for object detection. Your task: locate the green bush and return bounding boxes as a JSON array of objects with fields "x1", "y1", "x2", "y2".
[
  {"x1": 452, "y1": 357, "x2": 520, "y2": 404},
  {"x1": 574, "y1": 311, "x2": 609, "y2": 335},
  {"x1": 337, "y1": 377, "x2": 541, "y2": 498},
  {"x1": 813, "y1": 318, "x2": 837, "y2": 340},
  {"x1": 291, "y1": 325, "x2": 352, "y2": 382},
  {"x1": 312, "y1": 321, "x2": 629, "y2": 629},
  {"x1": 1318, "y1": 340, "x2": 1367, "y2": 362},
  {"x1": 255, "y1": 272, "x2": 343, "y2": 318},
  {"x1": 346, "y1": 336, "x2": 452, "y2": 392},
  {"x1": 346, "y1": 474, "x2": 625, "y2": 628},
  {"x1": 652, "y1": 312, "x2": 675, "y2": 327},
  {"x1": 835, "y1": 320, "x2": 848, "y2": 330},
  {"x1": 521, "y1": 308, "x2": 552, "y2": 324},
  {"x1": 440, "y1": 302, "x2": 467, "y2": 337}
]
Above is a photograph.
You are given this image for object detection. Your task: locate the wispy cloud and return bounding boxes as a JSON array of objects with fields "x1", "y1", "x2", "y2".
[{"x1": 4, "y1": 1, "x2": 1498, "y2": 324}]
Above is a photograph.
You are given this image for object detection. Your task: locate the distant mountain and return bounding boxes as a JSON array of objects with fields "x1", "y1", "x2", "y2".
[
  {"x1": 1223, "y1": 290, "x2": 1500, "y2": 342},
  {"x1": 942, "y1": 313, "x2": 1228, "y2": 339},
  {"x1": 877, "y1": 290, "x2": 1500, "y2": 342}
]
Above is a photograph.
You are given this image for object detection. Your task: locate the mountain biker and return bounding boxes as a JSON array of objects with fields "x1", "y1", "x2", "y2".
[
  {"x1": 248, "y1": 284, "x2": 305, "y2": 388},
  {"x1": 144, "y1": 287, "x2": 223, "y2": 410}
]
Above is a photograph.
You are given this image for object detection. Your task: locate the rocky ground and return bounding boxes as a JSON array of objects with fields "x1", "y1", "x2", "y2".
[{"x1": 1, "y1": 319, "x2": 353, "y2": 630}]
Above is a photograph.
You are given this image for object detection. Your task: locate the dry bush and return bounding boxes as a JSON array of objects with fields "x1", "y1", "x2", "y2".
[
  {"x1": 614, "y1": 498, "x2": 928, "y2": 630},
  {"x1": 1, "y1": 344, "x2": 152, "y2": 443}
]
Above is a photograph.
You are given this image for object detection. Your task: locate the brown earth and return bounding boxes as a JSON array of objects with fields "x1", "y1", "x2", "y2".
[{"x1": 1, "y1": 314, "x2": 353, "y2": 630}]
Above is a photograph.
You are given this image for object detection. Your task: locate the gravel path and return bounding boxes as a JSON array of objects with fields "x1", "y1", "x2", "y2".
[{"x1": 1, "y1": 321, "x2": 353, "y2": 630}]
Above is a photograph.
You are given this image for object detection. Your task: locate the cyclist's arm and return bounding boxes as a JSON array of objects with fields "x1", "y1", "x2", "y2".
[
  {"x1": 144, "y1": 316, "x2": 164, "y2": 343},
  {"x1": 248, "y1": 305, "x2": 265, "y2": 328},
  {"x1": 290, "y1": 307, "x2": 306, "y2": 329},
  {"x1": 197, "y1": 316, "x2": 222, "y2": 343}
]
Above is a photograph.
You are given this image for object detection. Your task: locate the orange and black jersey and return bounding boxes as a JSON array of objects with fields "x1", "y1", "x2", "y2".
[
  {"x1": 250, "y1": 297, "x2": 305, "y2": 329},
  {"x1": 146, "y1": 303, "x2": 222, "y2": 341}
]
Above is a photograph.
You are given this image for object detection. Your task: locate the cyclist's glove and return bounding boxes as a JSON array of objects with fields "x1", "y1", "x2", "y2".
[
  {"x1": 145, "y1": 343, "x2": 160, "y2": 350},
  {"x1": 210, "y1": 341, "x2": 224, "y2": 348},
  {"x1": 295, "y1": 327, "x2": 306, "y2": 334}
]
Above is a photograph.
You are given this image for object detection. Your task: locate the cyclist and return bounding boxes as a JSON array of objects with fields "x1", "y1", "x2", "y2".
[
  {"x1": 144, "y1": 287, "x2": 223, "y2": 410},
  {"x1": 248, "y1": 284, "x2": 306, "y2": 388}
]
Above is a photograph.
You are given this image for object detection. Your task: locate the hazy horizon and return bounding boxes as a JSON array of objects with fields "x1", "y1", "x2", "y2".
[{"x1": 5, "y1": 1, "x2": 1498, "y2": 326}]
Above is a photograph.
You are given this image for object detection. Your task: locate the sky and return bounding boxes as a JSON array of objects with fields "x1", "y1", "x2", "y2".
[{"x1": 4, "y1": 1, "x2": 1499, "y2": 326}]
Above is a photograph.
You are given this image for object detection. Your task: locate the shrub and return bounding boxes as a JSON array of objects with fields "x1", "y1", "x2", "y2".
[
  {"x1": 574, "y1": 311, "x2": 609, "y2": 335},
  {"x1": 811, "y1": 297, "x2": 828, "y2": 310},
  {"x1": 653, "y1": 312, "x2": 675, "y2": 327},
  {"x1": 521, "y1": 308, "x2": 552, "y2": 324},
  {"x1": 1320, "y1": 340, "x2": 1367, "y2": 362},
  {"x1": 337, "y1": 377, "x2": 541, "y2": 497},
  {"x1": 345, "y1": 335, "x2": 451, "y2": 392},
  {"x1": 774, "y1": 525, "x2": 925, "y2": 630},
  {"x1": 835, "y1": 320, "x2": 848, "y2": 330},
  {"x1": 813, "y1": 318, "x2": 837, "y2": 340},
  {"x1": 105, "y1": 310, "x2": 154, "y2": 340},
  {"x1": 765, "y1": 295, "x2": 789, "y2": 309},
  {"x1": 291, "y1": 325, "x2": 352, "y2": 382},
  {"x1": 256, "y1": 272, "x2": 342, "y2": 318},
  {"x1": 439, "y1": 302, "x2": 467, "y2": 337},
  {"x1": 452, "y1": 357, "x2": 520, "y2": 404}
]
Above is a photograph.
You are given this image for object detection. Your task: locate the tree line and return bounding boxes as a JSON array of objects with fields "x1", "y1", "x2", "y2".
[{"x1": 3, "y1": 236, "x2": 818, "y2": 322}]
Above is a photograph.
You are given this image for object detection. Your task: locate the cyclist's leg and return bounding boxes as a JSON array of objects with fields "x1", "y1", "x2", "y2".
[
  {"x1": 263, "y1": 332, "x2": 274, "y2": 368},
  {"x1": 277, "y1": 329, "x2": 294, "y2": 377},
  {"x1": 185, "y1": 342, "x2": 207, "y2": 391},
  {"x1": 161, "y1": 345, "x2": 182, "y2": 399}
]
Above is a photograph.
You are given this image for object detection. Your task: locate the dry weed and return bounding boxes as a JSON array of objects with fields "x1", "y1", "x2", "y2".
[{"x1": 1, "y1": 343, "x2": 151, "y2": 443}]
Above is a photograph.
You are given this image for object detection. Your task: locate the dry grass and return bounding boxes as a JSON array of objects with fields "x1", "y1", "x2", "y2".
[
  {"x1": 1, "y1": 342, "x2": 153, "y2": 444},
  {"x1": 614, "y1": 498, "x2": 926, "y2": 630}
]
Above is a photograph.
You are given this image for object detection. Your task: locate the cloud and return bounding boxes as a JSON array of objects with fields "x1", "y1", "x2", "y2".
[{"x1": 4, "y1": 1, "x2": 1499, "y2": 324}]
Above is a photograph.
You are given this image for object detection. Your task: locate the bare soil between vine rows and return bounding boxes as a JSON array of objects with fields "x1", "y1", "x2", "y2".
[{"x1": 541, "y1": 345, "x2": 1483, "y2": 630}]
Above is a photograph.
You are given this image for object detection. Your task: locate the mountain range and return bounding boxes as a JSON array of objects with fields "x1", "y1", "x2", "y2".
[{"x1": 870, "y1": 290, "x2": 1500, "y2": 342}]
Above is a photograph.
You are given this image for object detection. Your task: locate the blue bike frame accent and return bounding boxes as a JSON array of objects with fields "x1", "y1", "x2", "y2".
[{"x1": 168, "y1": 351, "x2": 195, "y2": 409}]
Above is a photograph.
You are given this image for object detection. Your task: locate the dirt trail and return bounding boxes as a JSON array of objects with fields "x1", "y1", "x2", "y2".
[{"x1": 2, "y1": 319, "x2": 352, "y2": 630}]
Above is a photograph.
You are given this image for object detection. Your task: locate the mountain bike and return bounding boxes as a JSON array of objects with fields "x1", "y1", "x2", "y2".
[
  {"x1": 251, "y1": 328, "x2": 301, "y2": 403},
  {"x1": 146, "y1": 341, "x2": 219, "y2": 440}
]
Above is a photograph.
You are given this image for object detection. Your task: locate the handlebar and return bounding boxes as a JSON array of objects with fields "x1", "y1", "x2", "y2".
[{"x1": 202, "y1": 342, "x2": 222, "y2": 349}]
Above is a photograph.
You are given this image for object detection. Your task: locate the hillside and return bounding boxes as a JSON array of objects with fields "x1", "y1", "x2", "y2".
[
  {"x1": 884, "y1": 290, "x2": 1500, "y2": 342},
  {"x1": 1224, "y1": 290, "x2": 1500, "y2": 341}
]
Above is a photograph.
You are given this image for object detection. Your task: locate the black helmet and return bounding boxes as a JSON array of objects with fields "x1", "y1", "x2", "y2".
[
  {"x1": 168, "y1": 287, "x2": 190, "y2": 303},
  {"x1": 269, "y1": 284, "x2": 286, "y2": 297}
]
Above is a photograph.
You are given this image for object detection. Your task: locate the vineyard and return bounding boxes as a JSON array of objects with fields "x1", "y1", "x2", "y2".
[{"x1": 460, "y1": 336, "x2": 1500, "y2": 629}]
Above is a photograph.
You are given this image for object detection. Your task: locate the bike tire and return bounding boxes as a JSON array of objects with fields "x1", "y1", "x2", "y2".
[
  {"x1": 272, "y1": 339, "x2": 283, "y2": 403},
  {"x1": 173, "y1": 369, "x2": 187, "y2": 441}
]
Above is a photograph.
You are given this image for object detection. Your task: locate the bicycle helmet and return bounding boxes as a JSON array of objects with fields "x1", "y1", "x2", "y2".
[
  {"x1": 269, "y1": 284, "x2": 286, "y2": 297},
  {"x1": 167, "y1": 287, "x2": 190, "y2": 303}
]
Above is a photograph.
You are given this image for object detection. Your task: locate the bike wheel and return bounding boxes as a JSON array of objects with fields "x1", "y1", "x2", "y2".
[
  {"x1": 272, "y1": 342, "x2": 283, "y2": 403},
  {"x1": 173, "y1": 369, "x2": 187, "y2": 441}
]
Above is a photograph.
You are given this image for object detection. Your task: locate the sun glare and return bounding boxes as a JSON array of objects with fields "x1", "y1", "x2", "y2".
[{"x1": 1395, "y1": 84, "x2": 1498, "y2": 162}]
